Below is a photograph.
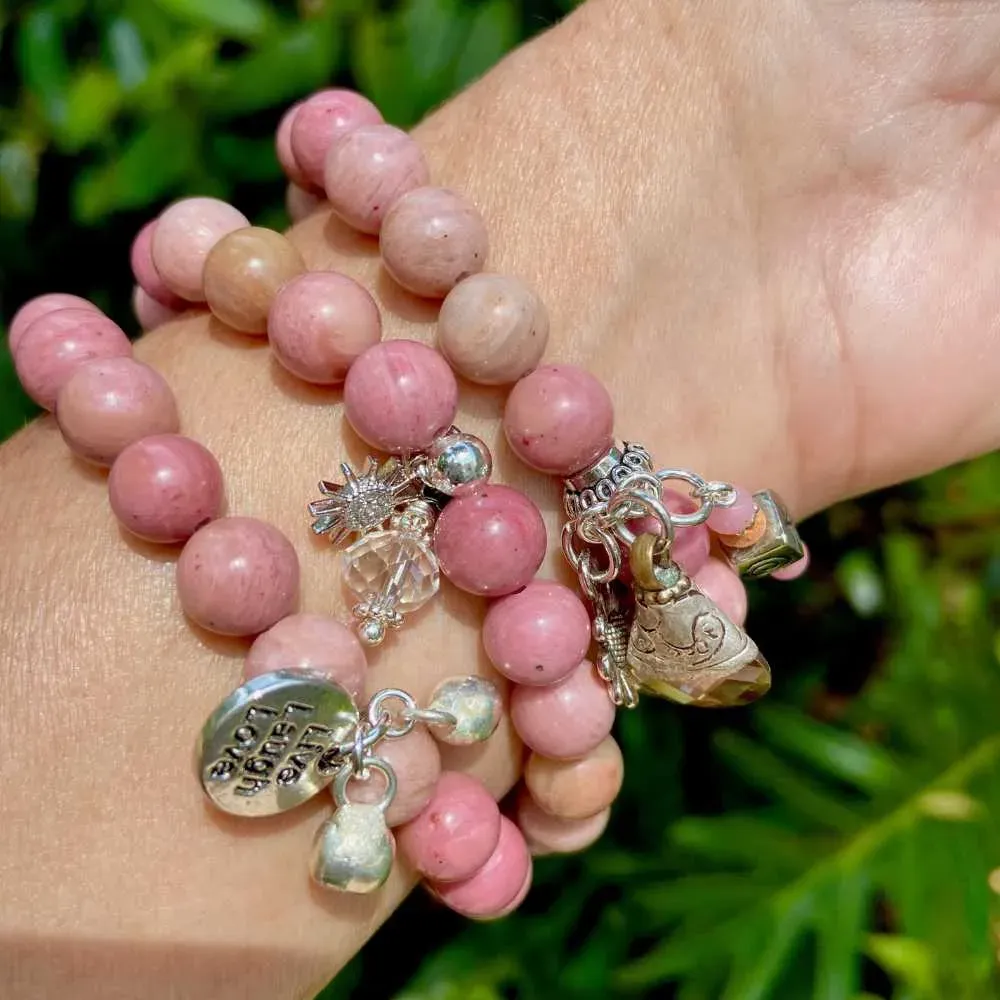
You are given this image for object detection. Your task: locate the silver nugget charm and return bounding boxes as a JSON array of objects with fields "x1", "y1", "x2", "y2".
[
  {"x1": 197, "y1": 671, "x2": 359, "y2": 816},
  {"x1": 718, "y1": 490, "x2": 804, "y2": 578},
  {"x1": 626, "y1": 534, "x2": 771, "y2": 708}
]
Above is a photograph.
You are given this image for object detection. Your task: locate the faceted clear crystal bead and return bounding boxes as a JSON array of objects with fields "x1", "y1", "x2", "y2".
[{"x1": 341, "y1": 531, "x2": 439, "y2": 612}]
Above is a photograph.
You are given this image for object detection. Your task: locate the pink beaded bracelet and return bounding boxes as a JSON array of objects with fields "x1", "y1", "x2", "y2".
[{"x1": 8, "y1": 84, "x2": 808, "y2": 922}]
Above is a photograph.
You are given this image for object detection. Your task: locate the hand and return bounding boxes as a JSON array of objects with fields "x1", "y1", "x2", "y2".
[{"x1": 3, "y1": 2, "x2": 1000, "y2": 998}]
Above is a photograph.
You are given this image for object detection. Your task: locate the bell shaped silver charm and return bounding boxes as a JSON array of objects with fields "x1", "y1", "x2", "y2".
[
  {"x1": 309, "y1": 758, "x2": 397, "y2": 894},
  {"x1": 625, "y1": 533, "x2": 771, "y2": 708}
]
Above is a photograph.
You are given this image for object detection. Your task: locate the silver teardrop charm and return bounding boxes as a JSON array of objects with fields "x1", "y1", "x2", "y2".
[{"x1": 310, "y1": 758, "x2": 397, "y2": 894}]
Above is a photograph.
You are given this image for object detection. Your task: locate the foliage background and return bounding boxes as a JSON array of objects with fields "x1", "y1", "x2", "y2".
[{"x1": 3, "y1": 2, "x2": 1000, "y2": 998}]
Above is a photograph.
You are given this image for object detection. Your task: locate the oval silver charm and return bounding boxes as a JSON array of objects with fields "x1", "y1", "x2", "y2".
[{"x1": 197, "y1": 670, "x2": 359, "y2": 817}]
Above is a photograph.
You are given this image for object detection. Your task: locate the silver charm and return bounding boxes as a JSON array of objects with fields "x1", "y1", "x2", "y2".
[
  {"x1": 342, "y1": 499, "x2": 440, "y2": 645},
  {"x1": 563, "y1": 442, "x2": 654, "y2": 518},
  {"x1": 310, "y1": 759, "x2": 397, "y2": 894},
  {"x1": 719, "y1": 490, "x2": 804, "y2": 578},
  {"x1": 426, "y1": 676, "x2": 502, "y2": 745},
  {"x1": 309, "y1": 457, "x2": 419, "y2": 544},
  {"x1": 592, "y1": 583, "x2": 639, "y2": 708},
  {"x1": 198, "y1": 670, "x2": 359, "y2": 817}
]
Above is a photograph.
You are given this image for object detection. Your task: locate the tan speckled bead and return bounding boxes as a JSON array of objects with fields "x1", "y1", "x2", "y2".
[
  {"x1": 515, "y1": 789, "x2": 611, "y2": 857},
  {"x1": 524, "y1": 735, "x2": 624, "y2": 820},
  {"x1": 379, "y1": 187, "x2": 488, "y2": 299},
  {"x1": 437, "y1": 273, "x2": 549, "y2": 385},
  {"x1": 203, "y1": 227, "x2": 306, "y2": 334}
]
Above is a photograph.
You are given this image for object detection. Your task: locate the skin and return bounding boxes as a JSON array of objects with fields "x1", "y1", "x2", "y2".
[{"x1": 3, "y1": 0, "x2": 1000, "y2": 996}]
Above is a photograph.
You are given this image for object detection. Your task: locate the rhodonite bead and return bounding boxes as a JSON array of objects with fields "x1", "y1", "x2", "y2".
[
  {"x1": 343, "y1": 339, "x2": 457, "y2": 452},
  {"x1": 130, "y1": 220, "x2": 185, "y2": 309},
  {"x1": 437, "y1": 273, "x2": 549, "y2": 385},
  {"x1": 483, "y1": 580, "x2": 591, "y2": 686},
  {"x1": 324, "y1": 124, "x2": 430, "y2": 234},
  {"x1": 290, "y1": 88, "x2": 383, "y2": 189},
  {"x1": 515, "y1": 789, "x2": 610, "y2": 856},
  {"x1": 433, "y1": 485, "x2": 546, "y2": 597},
  {"x1": 203, "y1": 227, "x2": 305, "y2": 334},
  {"x1": 56, "y1": 357, "x2": 180, "y2": 466},
  {"x1": 510, "y1": 659, "x2": 615, "y2": 760},
  {"x1": 692, "y1": 557, "x2": 749, "y2": 626},
  {"x1": 268, "y1": 272, "x2": 382, "y2": 384},
  {"x1": 244, "y1": 613, "x2": 367, "y2": 700},
  {"x1": 15, "y1": 308, "x2": 132, "y2": 410},
  {"x1": 431, "y1": 816, "x2": 531, "y2": 919},
  {"x1": 177, "y1": 516, "x2": 299, "y2": 636},
  {"x1": 707, "y1": 486, "x2": 757, "y2": 535},
  {"x1": 9, "y1": 293, "x2": 98, "y2": 356},
  {"x1": 504, "y1": 365, "x2": 615, "y2": 476},
  {"x1": 524, "y1": 735, "x2": 623, "y2": 820},
  {"x1": 347, "y1": 726, "x2": 441, "y2": 828},
  {"x1": 109, "y1": 434, "x2": 224, "y2": 543},
  {"x1": 380, "y1": 187, "x2": 488, "y2": 298},
  {"x1": 133, "y1": 287, "x2": 182, "y2": 332},
  {"x1": 397, "y1": 771, "x2": 501, "y2": 882},
  {"x1": 152, "y1": 197, "x2": 250, "y2": 302},
  {"x1": 275, "y1": 101, "x2": 311, "y2": 189}
]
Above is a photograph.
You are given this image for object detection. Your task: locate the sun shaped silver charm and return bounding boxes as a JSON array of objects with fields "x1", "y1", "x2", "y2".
[{"x1": 308, "y1": 457, "x2": 419, "y2": 545}]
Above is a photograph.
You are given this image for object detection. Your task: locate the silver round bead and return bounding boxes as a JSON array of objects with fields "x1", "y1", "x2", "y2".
[
  {"x1": 427, "y1": 675, "x2": 503, "y2": 745},
  {"x1": 424, "y1": 431, "x2": 493, "y2": 496},
  {"x1": 359, "y1": 619, "x2": 387, "y2": 646}
]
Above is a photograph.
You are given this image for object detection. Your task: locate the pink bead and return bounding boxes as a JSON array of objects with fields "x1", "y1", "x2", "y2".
[
  {"x1": 130, "y1": 220, "x2": 185, "y2": 308},
  {"x1": 492, "y1": 862, "x2": 533, "y2": 918},
  {"x1": 55, "y1": 357, "x2": 180, "y2": 466},
  {"x1": 431, "y1": 817, "x2": 531, "y2": 919},
  {"x1": 380, "y1": 187, "x2": 489, "y2": 298},
  {"x1": 707, "y1": 487, "x2": 757, "y2": 535},
  {"x1": 504, "y1": 365, "x2": 615, "y2": 476},
  {"x1": 289, "y1": 89, "x2": 383, "y2": 189},
  {"x1": 109, "y1": 433, "x2": 224, "y2": 543},
  {"x1": 151, "y1": 197, "x2": 250, "y2": 302},
  {"x1": 132, "y1": 286, "x2": 183, "y2": 332},
  {"x1": 772, "y1": 544, "x2": 810, "y2": 581},
  {"x1": 343, "y1": 339, "x2": 457, "y2": 452},
  {"x1": 9, "y1": 293, "x2": 98, "y2": 356},
  {"x1": 483, "y1": 580, "x2": 591, "y2": 686},
  {"x1": 268, "y1": 272, "x2": 382, "y2": 385},
  {"x1": 397, "y1": 771, "x2": 501, "y2": 882},
  {"x1": 433, "y1": 485, "x2": 547, "y2": 597},
  {"x1": 324, "y1": 124, "x2": 430, "y2": 234},
  {"x1": 346, "y1": 726, "x2": 442, "y2": 828},
  {"x1": 692, "y1": 558, "x2": 748, "y2": 626},
  {"x1": 275, "y1": 102, "x2": 312, "y2": 189},
  {"x1": 245, "y1": 613, "x2": 367, "y2": 701},
  {"x1": 516, "y1": 789, "x2": 610, "y2": 856},
  {"x1": 510, "y1": 660, "x2": 615, "y2": 760},
  {"x1": 15, "y1": 308, "x2": 132, "y2": 410},
  {"x1": 177, "y1": 516, "x2": 299, "y2": 636},
  {"x1": 286, "y1": 183, "x2": 323, "y2": 222}
]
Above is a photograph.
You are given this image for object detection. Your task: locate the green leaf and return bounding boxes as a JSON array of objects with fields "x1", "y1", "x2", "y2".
[
  {"x1": 836, "y1": 549, "x2": 885, "y2": 617},
  {"x1": 754, "y1": 703, "x2": 904, "y2": 796},
  {"x1": 72, "y1": 115, "x2": 195, "y2": 222},
  {"x1": 209, "y1": 134, "x2": 281, "y2": 183},
  {"x1": 17, "y1": 6, "x2": 70, "y2": 129},
  {"x1": 205, "y1": 21, "x2": 341, "y2": 115},
  {"x1": 151, "y1": 0, "x2": 273, "y2": 41},
  {"x1": 453, "y1": 0, "x2": 518, "y2": 90},
  {"x1": 866, "y1": 935, "x2": 938, "y2": 998},
  {"x1": 669, "y1": 814, "x2": 825, "y2": 873},
  {"x1": 60, "y1": 66, "x2": 124, "y2": 151},
  {"x1": 813, "y1": 869, "x2": 870, "y2": 1000},
  {"x1": 105, "y1": 17, "x2": 149, "y2": 90},
  {"x1": 0, "y1": 140, "x2": 39, "y2": 219}
]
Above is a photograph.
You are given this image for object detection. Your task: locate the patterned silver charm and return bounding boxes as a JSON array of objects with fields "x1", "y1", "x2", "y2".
[
  {"x1": 197, "y1": 670, "x2": 359, "y2": 817},
  {"x1": 309, "y1": 457, "x2": 419, "y2": 544}
]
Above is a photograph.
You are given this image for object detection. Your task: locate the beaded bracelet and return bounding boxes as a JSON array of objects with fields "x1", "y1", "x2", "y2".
[{"x1": 8, "y1": 85, "x2": 808, "y2": 923}]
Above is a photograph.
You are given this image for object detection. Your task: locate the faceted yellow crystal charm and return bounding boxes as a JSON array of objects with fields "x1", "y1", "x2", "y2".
[{"x1": 625, "y1": 534, "x2": 771, "y2": 708}]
